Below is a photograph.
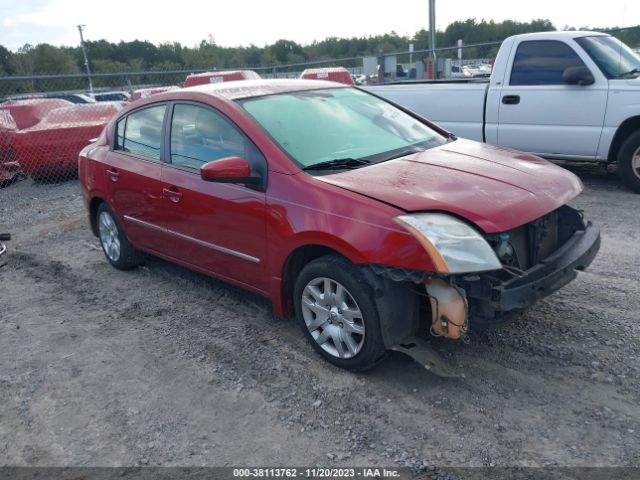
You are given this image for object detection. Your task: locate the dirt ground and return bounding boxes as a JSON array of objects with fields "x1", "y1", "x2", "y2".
[{"x1": 0, "y1": 165, "x2": 639, "y2": 475}]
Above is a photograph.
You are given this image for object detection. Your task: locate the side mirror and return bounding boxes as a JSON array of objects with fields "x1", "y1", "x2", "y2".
[
  {"x1": 200, "y1": 157, "x2": 261, "y2": 185},
  {"x1": 563, "y1": 66, "x2": 594, "y2": 86}
]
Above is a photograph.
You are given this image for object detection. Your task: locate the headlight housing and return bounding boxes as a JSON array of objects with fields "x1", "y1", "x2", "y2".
[{"x1": 395, "y1": 213, "x2": 502, "y2": 273}]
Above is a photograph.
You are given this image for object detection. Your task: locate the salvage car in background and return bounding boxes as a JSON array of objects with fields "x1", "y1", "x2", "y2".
[
  {"x1": 79, "y1": 79, "x2": 600, "y2": 371},
  {"x1": 1, "y1": 98, "x2": 72, "y2": 184},
  {"x1": 183, "y1": 70, "x2": 261, "y2": 87},
  {"x1": 300, "y1": 67, "x2": 355, "y2": 85},
  {"x1": 92, "y1": 91, "x2": 130, "y2": 102},
  {"x1": 2, "y1": 100, "x2": 120, "y2": 181},
  {"x1": 128, "y1": 86, "x2": 179, "y2": 103}
]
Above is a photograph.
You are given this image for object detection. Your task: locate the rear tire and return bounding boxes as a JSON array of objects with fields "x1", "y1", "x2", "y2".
[
  {"x1": 617, "y1": 130, "x2": 640, "y2": 193},
  {"x1": 96, "y1": 202, "x2": 144, "y2": 270},
  {"x1": 293, "y1": 254, "x2": 386, "y2": 371}
]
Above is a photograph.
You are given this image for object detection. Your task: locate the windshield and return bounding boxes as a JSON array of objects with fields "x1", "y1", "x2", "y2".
[
  {"x1": 575, "y1": 35, "x2": 640, "y2": 78},
  {"x1": 240, "y1": 88, "x2": 447, "y2": 169}
]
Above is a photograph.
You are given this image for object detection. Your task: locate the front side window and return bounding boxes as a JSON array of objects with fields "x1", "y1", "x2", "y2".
[
  {"x1": 115, "y1": 105, "x2": 166, "y2": 162},
  {"x1": 575, "y1": 35, "x2": 640, "y2": 79},
  {"x1": 170, "y1": 104, "x2": 247, "y2": 170},
  {"x1": 240, "y1": 88, "x2": 446, "y2": 169},
  {"x1": 510, "y1": 41, "x2": 588, "y2": 86}
]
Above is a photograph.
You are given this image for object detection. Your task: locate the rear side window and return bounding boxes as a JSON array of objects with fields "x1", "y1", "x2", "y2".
[
  {"x1": 114, "y1": 105, "x2": 166, "y2": 162},
  {"x1": 170, "y1": 104, "x2": 247, "y2": 170},
  {"x1": 510, "y1": 41, "x2": 587, "y2": 86}
]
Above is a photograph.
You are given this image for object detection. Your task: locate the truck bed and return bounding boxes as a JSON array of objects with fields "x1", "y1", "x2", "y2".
[{"x1": 364, "y1": 82, "x2": 489, "y2": 142}]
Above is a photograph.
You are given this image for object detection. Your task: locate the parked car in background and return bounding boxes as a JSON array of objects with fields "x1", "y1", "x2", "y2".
[
  {"x1": 79, "y1": 79, "x2": 599, "y2": 371},
  {"x1": 92, "y1": 91, "x2": 130, "y2": 102},
  {"x1": 3, "y1": 93, "x2": 96, "y2": 104},
  {"x1": 368, "y1": 31, "x2": 640, "y2": 192},
  {"x1": 450, "y1": 65, "x2": 473, "y2": 78},
  {"x1": 128, "y1": 86, "x2": 179, "y2": 103},
  {"x1": 1, "y1": 95, "x2": 45, "y2": 103},
  {"x1": 183, "y1": 70, "x2": 261, "y2": 87},
  {"x1": 352, "y1": 74, "x2": 367, "y2": 85},
  {"x1": 47, "y1": 93, "x2": 96, "y2": 104},
  {"x1": 300, "y1": 67, "x2": 355, "y2": 85}
]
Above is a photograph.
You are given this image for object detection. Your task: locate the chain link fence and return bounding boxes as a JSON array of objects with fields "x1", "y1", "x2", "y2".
[
  {"x1": 1, "y1": 29, "x2": 639, "y2": 188},
  {"x1": 0, "y1": 70, "x2": 199, "y2": 185},
  {"x1": 0, "y1": 61, "x2": 370, "y2": 186}
]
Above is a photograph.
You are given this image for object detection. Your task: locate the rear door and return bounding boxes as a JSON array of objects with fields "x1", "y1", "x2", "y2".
[
  {"x1": 106, "y1": 104, "x2": 168, "y2": 252},
  {"x1": 159, "y1": 102, "x2": 268, "y2": 292},
  {"x1": 496, "y1": 39, "x2": 607, "y2": 158}
]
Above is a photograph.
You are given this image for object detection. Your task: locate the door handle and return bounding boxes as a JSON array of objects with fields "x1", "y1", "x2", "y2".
[
  {"x1": 163, "y1": 187, "x2": 183, "y2": 203},
  {"x1": 106, "y1": 168, "x2": 119, "y2": 181},
  {"x1": 502, "y1": 95, "x2": 520, "y2": 105}
]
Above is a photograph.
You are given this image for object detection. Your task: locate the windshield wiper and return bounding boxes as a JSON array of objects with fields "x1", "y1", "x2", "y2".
[
  {"x1": 302, "y1": 158, "x2": 371, "y2": 171},
  {"x1": 374, "y1": 145, "x2": 425, "y2": 163},
  {"x1": 617, "y1": 68, "x2": 640, "y2": 78}
]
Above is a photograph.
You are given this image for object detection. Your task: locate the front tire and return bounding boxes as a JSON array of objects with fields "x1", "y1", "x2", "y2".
[
  {"x1": 96, "y1": 203, "x2": 143, "y2": 270},
  {"x1": 293, "y1": 254, "x2": 386, "y2": 371},
  {"x1": 617, "y1": 130, "x2": 640, "y2": 193}
]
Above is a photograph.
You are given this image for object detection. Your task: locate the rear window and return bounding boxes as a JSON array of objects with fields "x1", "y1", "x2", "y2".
[{"x1": 114, "y1": 105, "x2": 166, "y2": 162}]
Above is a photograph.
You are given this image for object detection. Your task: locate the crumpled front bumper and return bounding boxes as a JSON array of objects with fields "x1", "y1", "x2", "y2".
[
  {"x1": 457, "y1": 221, "x2": 600, "y2": 327},
  {"x1": 491, "y1": 221, "x2": 600, "y2": 311}
]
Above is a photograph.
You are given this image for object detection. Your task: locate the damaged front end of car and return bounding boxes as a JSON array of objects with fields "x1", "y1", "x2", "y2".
[
  {"x1": 372, "y1": 205, "x2": 600, "y2": 343},
  {"x1": 456, "y1": 205, "x2": 600, "y2": 331}
]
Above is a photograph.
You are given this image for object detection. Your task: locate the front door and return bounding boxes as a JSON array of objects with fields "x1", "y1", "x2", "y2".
[
  {"x1": 496, "y1": 40, "x2": 607, "y2": 158},
  {"x1": 159, "y1": 102, "x2": 268, "y2": 292}
]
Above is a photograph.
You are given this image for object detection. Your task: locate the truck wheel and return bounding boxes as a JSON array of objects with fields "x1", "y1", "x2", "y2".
[
  {"x1": 617, "y1": 130, "x2": 640, "y2": 193},
  {"x1": 293, "y1": 254, "x2": 386, "y2": 371},
  {"x1": 96, "y1": 202, "x2": 144, "y2": 270}
]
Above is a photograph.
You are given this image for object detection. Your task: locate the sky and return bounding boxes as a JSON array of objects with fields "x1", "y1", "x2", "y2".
[{"x1": 0, "y1": 0, "x2": 639, "y2": 51}]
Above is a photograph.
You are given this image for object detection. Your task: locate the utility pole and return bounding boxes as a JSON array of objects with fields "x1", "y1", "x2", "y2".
[
  {"x1": 77, "y1": 25, "x2": 94, "y2": 95},
  {"x1": 428, "y1": 0, "x2": 436, "y2": 70}
]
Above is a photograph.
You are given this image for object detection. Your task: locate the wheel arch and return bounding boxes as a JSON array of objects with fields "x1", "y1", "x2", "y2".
[
  {"x1": 88, "y1": 196, "x2": 105, "y2": 237},
  {"x1": 280, "y1": 244, "x2": 349, "y2": 319},
  {"x1": 279, "y1": 243, "x2": 421, "y2": 349},
  {"x1": 608, "y1": 116, "x2": 640, "y2": 163}
]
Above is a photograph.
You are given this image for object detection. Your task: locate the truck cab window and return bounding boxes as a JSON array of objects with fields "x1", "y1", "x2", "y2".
[{"x1": 510, "y1": 41, "x2": 588, "y2": 86}]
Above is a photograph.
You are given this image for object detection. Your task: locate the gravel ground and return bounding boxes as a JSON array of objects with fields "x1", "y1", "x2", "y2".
[{"x1": 0, "y1": 165, "x2": 639, "y2": 476}]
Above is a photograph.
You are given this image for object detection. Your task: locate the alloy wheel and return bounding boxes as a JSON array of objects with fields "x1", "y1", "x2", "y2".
[
  {"x1": 632, "y1": 146, "x2": 640, "y2": 178},
  {"x1": 98, "y1": 211, "x2": 121, "y2": 262},
  {"x1": 301, "y1": 277, "x2": 365, "y2": 359}
]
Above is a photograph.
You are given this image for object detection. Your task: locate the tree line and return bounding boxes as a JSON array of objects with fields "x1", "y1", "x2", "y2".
[{"x1": 1, "y1": 18, "x2": 639, "y2": 77}]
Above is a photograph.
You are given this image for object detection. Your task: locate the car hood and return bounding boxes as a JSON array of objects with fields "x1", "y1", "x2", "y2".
[{"x1": 316, "y1": 139, "x2": 583, "y2": 233}]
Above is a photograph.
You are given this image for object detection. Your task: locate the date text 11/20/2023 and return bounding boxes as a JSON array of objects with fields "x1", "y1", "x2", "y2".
[{"x1": 232, "y1": 467, "x2": 401, "y2": 477}]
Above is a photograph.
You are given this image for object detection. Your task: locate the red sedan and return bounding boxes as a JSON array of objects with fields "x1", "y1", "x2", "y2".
[{"x1": 79, "y1": 79, "x2": 600, "y2": 371}]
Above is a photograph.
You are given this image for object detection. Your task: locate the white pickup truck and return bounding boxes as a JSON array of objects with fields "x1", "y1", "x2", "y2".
[{"x1": 366, "y1": 31, "x2": 640, "y2": 192}]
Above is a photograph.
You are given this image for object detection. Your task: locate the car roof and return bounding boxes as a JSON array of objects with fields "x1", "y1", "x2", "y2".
[
  {"x1": 181, "y1": 78, "x2": 346, "y2": 100},
  {"x1": 186, "y1": 70, "x2": 260, "y2": 79},
  {"x1": 301, "y1": 67, "x2": 350, "y2": 74},
  {"x1": 507, "y1": 31, "x2": 609, "y2": 41}
]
